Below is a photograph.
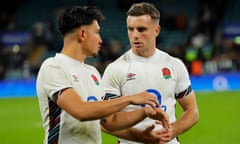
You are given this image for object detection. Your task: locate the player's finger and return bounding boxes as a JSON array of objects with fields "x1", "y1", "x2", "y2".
[
  {"x1": 145, "y1": 106, "x2": 158, "y2": 117},
  {"x1": 162, "y1": 118, "x2": 170, "y2": 130},
  {"x1": 145, "y1": 100, "x2": 158, "y2": 109},
  {"x1": 155, "y1": 120, "x2": 162, "y2": 125},
  {"x1": 155, "y1": 108, "x2": 170, "y2": 129},
  {"x1": 146, "y1": 93, "x2": 160, "y2": 107},
  {"x1": 144, "y1": 124, "x2": 155, "y2": 132},
  {"x1": 152, "y1": 128, "x2": 171, "y2": 141}
]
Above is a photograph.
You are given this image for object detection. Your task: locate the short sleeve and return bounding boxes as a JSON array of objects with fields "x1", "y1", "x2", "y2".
[
  {"x1": 173, "y1": 58, "x2": 192, "y2": 96},
  {"x1": 42, "y1": 65, "x2": 72, "y2": 100},
  {"x1": 101, "y1": 63, "x2": 122, "y2": 99}
]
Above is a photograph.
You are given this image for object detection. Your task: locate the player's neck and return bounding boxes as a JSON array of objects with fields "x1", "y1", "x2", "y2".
[
  {"x1": 61, "y1": 44, "x2": 86, "y2": 63},
  {"x1": 132, "y1": 47, "x2": 156, "y2": 58}
]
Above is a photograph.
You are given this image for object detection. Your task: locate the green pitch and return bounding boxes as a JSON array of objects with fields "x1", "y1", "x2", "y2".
[{"x1": 0, "y1": 91, "x2": 239, "y2": 144}]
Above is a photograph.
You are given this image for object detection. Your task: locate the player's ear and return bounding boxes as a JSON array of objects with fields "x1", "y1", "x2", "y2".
[
  {"x1": 155, "y1": 25, "x2": 161, "y2": 37},
  {"x1": 77, "y1": 28, "x2": 86, "y2": 42}
]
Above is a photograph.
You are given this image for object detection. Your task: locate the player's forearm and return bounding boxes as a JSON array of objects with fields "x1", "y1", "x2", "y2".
[
  {"x1": 57, "y1": 89, "x2": 135, "y2": 121},
  {"x1": 102, "y1": 127, "x2": 137, "y2": 141},
  {"x1": 102, "y1": 127, "x2": 153, "y2": 143},
  {"x1": 101, "y1": 108, "x2": 146, "y2": 131},
  {"x1": 171, "y1": 108, "x2": 199, "y2": 137},
  {"x1": 76, "y1": 97, "x2": 133, "y2": 121},
  {"x1": 171, "y1": 91, "x2": 199, "y2": 138},
  {"x1": 78, "y1": 92, "x2": 157, "y2": 121}
]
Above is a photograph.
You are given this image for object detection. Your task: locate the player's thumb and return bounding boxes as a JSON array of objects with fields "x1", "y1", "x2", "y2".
[{"x1": 145, "y1": 125, "x2": 155, "y2": 132}]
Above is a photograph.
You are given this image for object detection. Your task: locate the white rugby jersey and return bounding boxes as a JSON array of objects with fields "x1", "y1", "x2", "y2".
[
  {"x1": 102, "y1": 49, "x2": 192, "y2": 144},
  {"x1": 36, "y1": 53, "x2": 103, "y2": 144}
]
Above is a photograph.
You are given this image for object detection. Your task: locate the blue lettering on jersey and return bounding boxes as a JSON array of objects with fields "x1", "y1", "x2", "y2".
[
  {"x1": 87, "y1": 96, "x2": 98, "y2": 102},
  {"x1": 141, "y1": 89, "x2": 167, "y2": 112}
]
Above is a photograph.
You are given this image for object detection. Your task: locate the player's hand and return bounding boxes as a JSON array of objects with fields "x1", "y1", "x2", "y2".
[
  {"x1": 155, "y1": 121, "x2": 176, "y2": 143},
  {"x1": 129, "y1": 91, "x2": 160, "y2": 108},
  {"x1": 144, "y1": 107, "x2": 170, "y2": 130},
  {"x1": 134, "y1": 125, "x2": 161, "y2": 144},
  {"x1": 152, "y1": 128, "x2": 172, "y2": 144},
  {"x1": 134, "y1": 125, "x2": 171, "y2": 144}
]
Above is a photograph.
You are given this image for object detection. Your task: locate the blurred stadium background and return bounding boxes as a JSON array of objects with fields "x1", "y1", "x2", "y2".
[{"x1": 0, "y1": 0, "x2": 240, "y2": 143}]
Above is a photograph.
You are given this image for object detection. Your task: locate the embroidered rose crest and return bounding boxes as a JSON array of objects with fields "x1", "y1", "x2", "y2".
[
  {"x1": 162, "y1": 68, "x2": 171, "y2": 79},
  {"x1": 91, "y1": 74, "x2": 100, "y2": 85}
]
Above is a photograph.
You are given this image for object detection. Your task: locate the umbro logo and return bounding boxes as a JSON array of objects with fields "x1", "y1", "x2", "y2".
[
  {"x1": 126, "y1": 73, "x2": 136, "y2": 81},
  {"x1": 72, "y1": 75, "x2": 79, "y2": 82}
]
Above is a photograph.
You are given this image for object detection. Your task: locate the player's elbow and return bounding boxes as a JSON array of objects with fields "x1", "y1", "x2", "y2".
[
  {"x1": 100, "y1": 116, "x2": 121, "y2": 131},
  {"x1": 75, "y1": 115, "x2": 89, "y2": 121},
  {"x1": 78, "y1": 117, "x2": 89, "y2": 122},
  {"x1": 73, "y1": 112, "x2": 94, "y2": 122},
  {"x1": 100, "y1": 119, "x2": 115, "y2": 131},
  {"x1": 193, "y1": 108, "x2": 200, "y2": 125}
]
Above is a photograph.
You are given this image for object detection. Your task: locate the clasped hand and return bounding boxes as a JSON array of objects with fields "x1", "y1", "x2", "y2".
[
  {"x1": 141, "y1": 107, "x2": 174, "y2": 144},
  {"x1": 144, "y1": 107, "x2": 170, "y2": 130}
]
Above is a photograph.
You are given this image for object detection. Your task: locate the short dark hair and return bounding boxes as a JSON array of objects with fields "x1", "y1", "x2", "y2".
[
  {"x1": 57, "y1": 6, "x2": 105, "y2": 36},
  {"x1": 127, "y1": 2, "x2": 160, "y2": 24}
]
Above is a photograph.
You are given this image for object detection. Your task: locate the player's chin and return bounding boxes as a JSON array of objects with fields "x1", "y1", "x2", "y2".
[
  {"x1": 133, "y1": 45, "x2": 144, "y2": 52},
  {"x1": 135, "y1": 47, "x2": 145, "y2": 53},
  {"x1": 92, "y1": 52, "x2": 99, "y2": 58},
  {"x1": 87, "y1": 52, "x2": 98, "y2": 58}
]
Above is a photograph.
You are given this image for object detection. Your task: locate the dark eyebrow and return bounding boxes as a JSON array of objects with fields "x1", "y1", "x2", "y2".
[
  {"x1": 127, "y1": 26, "x2": 147, "y2": 32},
  {"x1": 136, "y1": 27, "x2": 147, "y2": 32}
]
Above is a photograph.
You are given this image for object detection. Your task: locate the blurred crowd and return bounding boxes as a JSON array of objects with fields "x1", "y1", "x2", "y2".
[
  {"x1": 0, "y1": 0, "x2": 240, "y2": 80},
  {"x1": 157, "y1": 0, "x2": 240, "y2": 75}
]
